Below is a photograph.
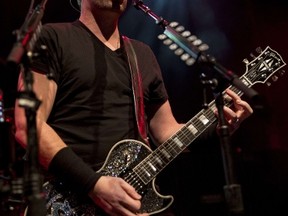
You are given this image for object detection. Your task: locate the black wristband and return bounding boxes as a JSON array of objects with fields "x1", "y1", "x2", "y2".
[{"x1": 48, "y1": 147, "x2": 102, "y2": 194}]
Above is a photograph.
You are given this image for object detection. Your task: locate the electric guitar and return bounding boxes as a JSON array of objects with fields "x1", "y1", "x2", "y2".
[{"x1": 43, "y1": 46, "x2": 286, "y2": 215}]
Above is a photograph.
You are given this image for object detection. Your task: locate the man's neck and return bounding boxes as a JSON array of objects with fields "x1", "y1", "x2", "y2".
[{"x1": 79, "y1": 11, "x2": 121, "y2": 51}]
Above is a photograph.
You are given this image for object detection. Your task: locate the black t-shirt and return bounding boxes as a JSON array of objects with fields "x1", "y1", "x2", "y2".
[{"x1": 31, "y1": 20, "x2": 168, "y2": 170}]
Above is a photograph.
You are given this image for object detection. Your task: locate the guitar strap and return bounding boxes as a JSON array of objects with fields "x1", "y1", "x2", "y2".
[{"x1": 122, "y1": 36, "x2": 149, "y2": 145}]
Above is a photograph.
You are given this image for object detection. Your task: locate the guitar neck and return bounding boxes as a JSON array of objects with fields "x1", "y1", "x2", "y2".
[
  {"x1": 133, "y1": 46, "x2": 286, "y2": 185},
  {"x1": 134, "y1": 76, "x2": 250, "y2": 184}
]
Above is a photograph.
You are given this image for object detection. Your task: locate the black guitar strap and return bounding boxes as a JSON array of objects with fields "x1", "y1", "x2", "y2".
[{"x1": 122, "y1": 36, "x2": 149, "y2": 145}]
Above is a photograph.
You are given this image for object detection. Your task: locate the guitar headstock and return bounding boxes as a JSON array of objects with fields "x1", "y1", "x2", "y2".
[
  {"x1": 158, "y1": 21, "x2": 209, "y2": 66},
  {"x1": 242, "y1": 46, "x2": 286, "y2": 87}
]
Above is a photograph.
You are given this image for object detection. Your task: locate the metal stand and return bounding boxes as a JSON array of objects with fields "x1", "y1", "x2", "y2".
[
  {"x1": 214, "y1": 91, "x2": 244, "y2": 215},
  {"x1": 18, "y1": 57, "x2": 46, "y2": 216},
  {"x1": 5, "y1": 0, "x2": 48, "y2": 215},
  {"x1": 200, "y1": 73, "x2": 244, "y2": 215}
]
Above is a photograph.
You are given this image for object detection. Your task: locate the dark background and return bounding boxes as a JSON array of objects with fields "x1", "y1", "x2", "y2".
[{"x1": 1, "y1": 0, "x2": 288, "y2": 215}]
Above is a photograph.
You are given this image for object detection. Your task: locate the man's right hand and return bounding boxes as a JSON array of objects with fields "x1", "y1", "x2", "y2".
[{"x1": 89, "y1": 176, "x2": 148, "y2": 216}]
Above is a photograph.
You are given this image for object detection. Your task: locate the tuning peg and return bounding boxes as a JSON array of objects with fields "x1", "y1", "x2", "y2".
[
  {"x1": 255, "y1": 47, "x2": 262, "y2": 54},
  {"x1": 272, "y1": 75, "x2": 279, "y2": 82},
  {"x1": 266, "y1": 82, "x2": 271, "y2": 87},
  {"x1": 280, "y1": 70, "x2": 286, "y2": 76},
  {"x1": 243, "y1": 58, "x2": 249, "y2": 64},
  {"x1": 250, "y1": 53, "x2": 256, "y2": 59}
]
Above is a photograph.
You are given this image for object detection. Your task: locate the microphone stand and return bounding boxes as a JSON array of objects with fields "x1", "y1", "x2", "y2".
[
  {"x1": 133, "y1": 0, "x2": 258, "y2": 101},
  {"x1": 133, "y1": 1, "x2": 250, "y2": 215},
  {"x1": 200, "y1": 72, "x2": 245, "y2": 215},
  {"x1": 216, "y1": 94, "x2": 244, "y2": 216},
  {"x1": 6, "y1": 0, "x2": 48, "y2": 215}
]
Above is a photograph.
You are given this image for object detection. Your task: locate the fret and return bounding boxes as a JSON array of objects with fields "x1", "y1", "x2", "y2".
[
  {"x1": 148, "y1": 161, "x2": 157, "y2": 172},
  {"x1": 173, "y1": 137, "x2": 184, "y2": 148},
  {"x1": 181, "y1": 126, "x2": 197, "y2": 144},
  {"x1": 203, "y1": 104, "x2": 216, "y2": 119},
  {"x1": 186, "y1": 123, "x2": 198, "y2": 135},
  {"x1": 161, "y1": 134, "x2": 188, "y2": 159},
  {"x1": 154, "y1": 154, "x2": 164, "y2": 166},
  {"x1": 158, "y1": 146, "x2": 172, "y2": 160},
  {"x1": 190, "y1": 115, "x2": 207, "y2": 132},
  {"x1": 152, "y1": 149, "x2": 170, "y2": 169},
  {"x1": 209, "y1": 103, "x2": 217, "y2": 114},
  {"x1": 136, "y1": 165, "x2": 150, "y2": 181},
  {"x1": 190, "y1": 119, "x2": 205, "y2": 132},
  {"x1": 143, "y1": 169, "x2": 151, "y2": 178},
  {"x1": 173, "y1": 130, "x2": 192, "y2": 148},
  {"x1": 164, "y1": 137, "x2": 186, "y2": 157},
  {"x1": 198, "y1": 114, "x2": 210, "y2": 125},
  {"x1": 137, "y1": 164, "x2": 154, "y2": 183},
  {"x1": 143, "y1": 163, "x2": 156, "y2": 176},
  {"x1": 149, "y1": 154, "x2": 164, "y2": 171},
  {"x1": 152, "y1": 151, "x2": 167, "y2": 167},
  {"x1": 165, "y1": 141, "x2": 179, "y2": 158}
]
